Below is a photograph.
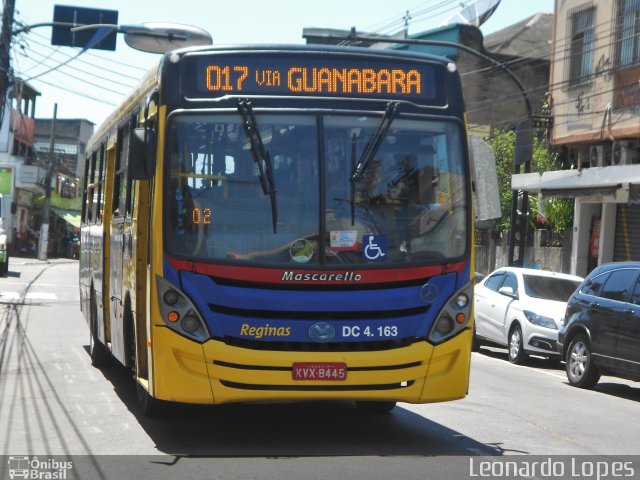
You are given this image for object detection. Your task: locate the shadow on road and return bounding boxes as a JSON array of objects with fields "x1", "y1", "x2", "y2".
[
  {"x1": 477, "y1": 346, "x2": 640, "y2": 403},
  {"x1": 592, "y1": 382, "x2": 640, "y2": 402},
  {"x1": 475, "y1": 346, "x2": 564, "y2": 371},
  {"x1": 90, "y1": 353, "x2": 500, "y2": 457}
]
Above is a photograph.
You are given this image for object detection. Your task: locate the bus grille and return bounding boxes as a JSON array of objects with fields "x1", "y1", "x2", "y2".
[
  {"x1": 220, "y1": 336, "x2": 419, "y2": 352},
  {"x1": 219, "y1": 380, "x2": 416, "y2": 391},
  {"x1": 209, "y1": 304, "x2": 429, "y2": 320}
]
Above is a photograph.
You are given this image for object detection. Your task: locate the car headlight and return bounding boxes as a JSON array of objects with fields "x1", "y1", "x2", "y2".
[
  {"x1": 156, "y1": 275, "x2": 210, "y2": 342},
  {"x1": 523, "y1": 310, "x2": 557, "y2": 330}
]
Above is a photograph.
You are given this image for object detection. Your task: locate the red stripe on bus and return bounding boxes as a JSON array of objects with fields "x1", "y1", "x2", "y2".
[{"x1": 166, "y1": 257, "x2": 467, "y2": 284}]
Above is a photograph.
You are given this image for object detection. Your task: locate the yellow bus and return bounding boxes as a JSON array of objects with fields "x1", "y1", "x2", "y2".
[{"x1": 80, "y1": 44, "x2": 474, "y2": 415}]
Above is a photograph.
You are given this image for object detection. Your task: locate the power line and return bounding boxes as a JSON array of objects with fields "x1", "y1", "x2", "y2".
[
  {"x1": 29, "y1": 76, "x2": 118, "y2": 107},
  {"x1": 17, "y1": 43, "x2": 136, "y2": 91},
  {"x1": 17, "y1": 34, "x2": 144, "y2": 82}
]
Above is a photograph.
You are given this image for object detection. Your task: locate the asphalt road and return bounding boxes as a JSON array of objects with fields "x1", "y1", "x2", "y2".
[{"x1": 0, "y1": 259, "x2": 639, "y2": 479}]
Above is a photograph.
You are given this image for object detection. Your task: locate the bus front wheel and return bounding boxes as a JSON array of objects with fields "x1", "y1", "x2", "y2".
[
  {"x1": 136, "y1": 383, "x2": 165, "y2": 417},
  {"x1": 89, "y1": 292, "x2": 111, "y2": 367}
]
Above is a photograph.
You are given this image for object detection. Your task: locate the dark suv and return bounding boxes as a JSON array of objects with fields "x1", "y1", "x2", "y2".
[{"x1": 558, "y1": 262, "x2": 640, "y2": 388}]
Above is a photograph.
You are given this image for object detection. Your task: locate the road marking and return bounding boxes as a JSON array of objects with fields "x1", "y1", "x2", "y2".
[
  {"x1": 473, "y1": 352, "x2": 566, "y2": 379},
  {"x1": 26, "y1": 292, "x2": 57, "y2": 300},
  {"x1": 0, "y1": 291, "x2": 58, "y2": 300}
]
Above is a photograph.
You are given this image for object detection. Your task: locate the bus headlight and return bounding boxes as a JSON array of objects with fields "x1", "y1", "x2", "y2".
[
  {"x1": 428, "y1": 282, "x2": 473, "y2": 344},
  {"x1": 156, "y1": 275, "x2": 209, "y2": 342}
]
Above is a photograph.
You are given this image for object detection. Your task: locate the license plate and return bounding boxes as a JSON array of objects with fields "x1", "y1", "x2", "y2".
[{"x1": 292, "y1": 362, "x2": 347, "y2": 381}]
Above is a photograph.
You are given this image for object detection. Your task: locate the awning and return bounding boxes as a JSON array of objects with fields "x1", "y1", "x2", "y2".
[
  {"x1": 512, "y1": 165, "x2": 640, "y2": 200},
  {"x1": 51, "y1": 207, "x2": 81, "y2": 228}
]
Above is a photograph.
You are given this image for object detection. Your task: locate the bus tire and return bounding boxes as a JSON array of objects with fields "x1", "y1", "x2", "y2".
[
  {"x1": 136, "y1": 382, "x2": 165, "y2": 417},
  {"x1": 124, "y1": 300, "x2": 136, "y2": 374},
  {"x1": 89, "y1": 292, "x2": 111, "y2": 367},
  {"x1": 355, "y1": 401, "x2": 396, "y2": 413}
]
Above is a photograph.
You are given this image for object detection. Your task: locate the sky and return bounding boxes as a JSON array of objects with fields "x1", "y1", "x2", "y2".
[{"x1": 11, "y1": 0, "x2": 554, "y2": 127}]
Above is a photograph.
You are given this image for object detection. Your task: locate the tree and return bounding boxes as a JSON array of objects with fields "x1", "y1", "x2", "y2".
[{"x1": 489, "y1": 130, "x2": 573, "y2": 235}]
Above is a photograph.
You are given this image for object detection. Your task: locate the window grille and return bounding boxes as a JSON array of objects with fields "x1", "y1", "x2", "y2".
[
  {"x1": 616, "y1": 0, "x2": 640, "y2": 68},
  {"x1": 568, "y1": 7, "x2": 595, "y2": 86}
]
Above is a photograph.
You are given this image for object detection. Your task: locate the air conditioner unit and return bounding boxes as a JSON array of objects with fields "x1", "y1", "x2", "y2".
[
  {"x1": 589, "y1": 145, "x2": 603, "y2": 168},
  {"x1": 612, "y1": 141, "x2": 639, "y2": 166}
]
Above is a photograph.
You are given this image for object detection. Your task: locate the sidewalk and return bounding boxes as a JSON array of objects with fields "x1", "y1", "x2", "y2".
[{"x1": 8, "y1": 257, "x2": 79, "y2": 267}]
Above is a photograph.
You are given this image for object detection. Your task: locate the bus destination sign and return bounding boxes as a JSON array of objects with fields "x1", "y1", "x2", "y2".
[{"x1": 181, "y1": 54, "x2": 442, "y2": 103}]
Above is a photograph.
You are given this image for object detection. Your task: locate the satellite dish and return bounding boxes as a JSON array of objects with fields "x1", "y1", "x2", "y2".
[
  {"x1": 121, "y1": 23, "x2": 212, "y2": 54},
  {"x1": 442, "y1": 0, "x2": 502, "y2": 27}
]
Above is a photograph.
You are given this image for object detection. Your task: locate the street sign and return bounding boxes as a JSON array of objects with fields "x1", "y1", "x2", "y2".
[{"x1": 51, "y1": 5, "x2": 118, "y2": 51}]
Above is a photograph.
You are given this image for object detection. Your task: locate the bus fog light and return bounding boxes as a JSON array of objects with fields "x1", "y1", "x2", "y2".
[{"x1": 181, "y1": 314, "x2": 200, "y2": 333}]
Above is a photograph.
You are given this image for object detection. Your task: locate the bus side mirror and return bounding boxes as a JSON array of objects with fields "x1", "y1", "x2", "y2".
[{"x1": 129, "y1": 127, "x2": 157, "y2": 180}]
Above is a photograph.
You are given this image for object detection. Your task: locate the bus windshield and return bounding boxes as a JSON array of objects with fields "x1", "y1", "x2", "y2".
[{"x1": 165, "y1": 111, "x2": 468, "y2": 267}]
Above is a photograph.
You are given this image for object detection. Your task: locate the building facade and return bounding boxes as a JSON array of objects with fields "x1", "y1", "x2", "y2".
[
  {"x1": 32, "y1": 118, "x2": 94, "y2": 257},
  {"x1": 0, "y1": 77, "x2": 93, "y2": 258},
  {"x1": 0, "y1": 79, "x2": 41, "y2": 255},
  {"x1": 512, "y1": 0, "x2": 640, "y2": 276}
]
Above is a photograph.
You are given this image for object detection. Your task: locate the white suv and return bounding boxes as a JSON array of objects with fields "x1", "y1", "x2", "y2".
[{"x1": 474, "y1": 267, "x2": 583, "y2": 364}]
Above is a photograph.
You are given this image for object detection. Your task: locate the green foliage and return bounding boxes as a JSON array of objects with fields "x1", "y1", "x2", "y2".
[{"x1": 488, "y1": 130, "x2": 573, "y2": 234}]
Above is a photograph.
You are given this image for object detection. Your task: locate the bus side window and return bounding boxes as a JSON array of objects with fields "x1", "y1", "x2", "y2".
[
  {"x1": 124, "y1": 115, "x2": 138, "y2": 218},
  {"x1": 81, "y1": 151, "x2": 93, "y2": 224},
  {"x1": 94, "y1": 144, "x2": 106, "y2": 221},
  {"x1": 113, "y1": 115, "x2": 137, "y2": 217}
]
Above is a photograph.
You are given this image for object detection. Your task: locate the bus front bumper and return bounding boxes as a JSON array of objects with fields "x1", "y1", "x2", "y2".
[{"x1": 151, "y1": 326, "x2": 472, "y2": 405}]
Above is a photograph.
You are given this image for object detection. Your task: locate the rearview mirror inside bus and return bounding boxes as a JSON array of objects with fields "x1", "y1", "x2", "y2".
[{"x1": 129, "y1": 127, "x2": 156, "y2": 179}]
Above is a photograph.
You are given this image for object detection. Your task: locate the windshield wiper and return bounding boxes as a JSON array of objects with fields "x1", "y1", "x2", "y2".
[
  {"x1": 350, "y1": 102, "x2": 399, "y2": 182},
  {"x1": 237, "y1": 99, "x2": 278, "y2": 233}
]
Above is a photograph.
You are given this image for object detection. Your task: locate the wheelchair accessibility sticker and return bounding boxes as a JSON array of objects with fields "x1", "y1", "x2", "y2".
[{"x1": 363, "y1": 235, "x2": 387, "y2": 260}]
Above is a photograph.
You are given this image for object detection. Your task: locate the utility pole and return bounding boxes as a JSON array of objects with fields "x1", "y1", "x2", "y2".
[
  {"x1": 39, "y1": 103, "x2": 57, "y2": 261},
  {"x1": 0, "y1": 0, "x2": 16, "y2": 124}
]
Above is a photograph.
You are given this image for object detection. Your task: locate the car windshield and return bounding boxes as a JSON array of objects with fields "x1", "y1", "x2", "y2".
[
  {"x1": 164, "y1": 112, "x2": 468, "y2": 267},
  {"x1": 522, "y1": 274, "x2": 581, "y2": 302}
]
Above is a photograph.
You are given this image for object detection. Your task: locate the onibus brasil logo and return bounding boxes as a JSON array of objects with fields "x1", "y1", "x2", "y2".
[{"x1": 8, "y1": 456, "x2": 73, "y2": 479}]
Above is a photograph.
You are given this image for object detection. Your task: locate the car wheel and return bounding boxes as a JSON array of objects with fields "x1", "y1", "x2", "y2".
[
  {"x1": 508, "y1": 325, "x2": 528, "y2": 365},
  {"x1": 565, "y1": 333, "x2": 600, "y2": 389}
]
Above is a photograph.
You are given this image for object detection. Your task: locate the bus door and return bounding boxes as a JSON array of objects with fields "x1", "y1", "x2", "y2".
[{"x1": 109, "y1": 119, "x2": 135, "y2": 365}]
